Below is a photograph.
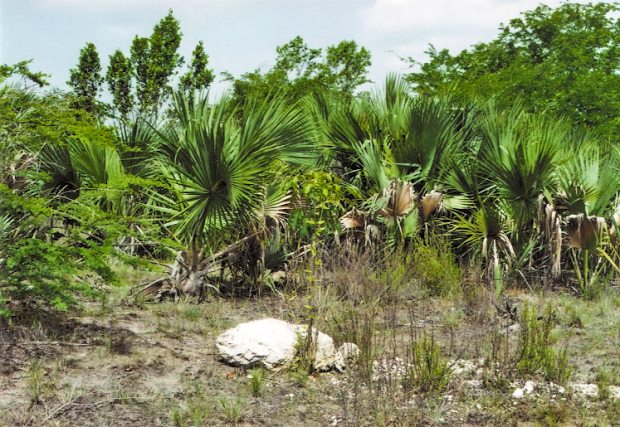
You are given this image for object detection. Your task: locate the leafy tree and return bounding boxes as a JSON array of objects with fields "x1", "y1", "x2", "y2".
[
  {"x1": 274, "y1": 35, "x2": 322, "y2": 80},
  {"x1": 0, "y1": 60, "x2": 49, "y2": 87},
  {"x1": 130, "y1": 10, "x2": 183, "y2": 114},
  {"x1": 407, "y1": 2, "x2": 620, "y2": 139},
  {"x1": 130, "y1": 36, "x2": 151, "y2": 113},
  {"x1": 106, "y1": 50, "x2": 134, "y2": 121},
  {"x1": 321, "y1": 40, "x2": 371, "y2": 97},
  {"x1": 67, "y1": 42, "x2": 103, "y2": 114},
  {"x1": 180, "y1": 41, "x2": 215, "y2": 92},
  {"x1": 231, "y1": 36, "x2": 371, "y2": 104}
]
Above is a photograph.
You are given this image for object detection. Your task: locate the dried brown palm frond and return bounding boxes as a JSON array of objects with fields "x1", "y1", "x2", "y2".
[
  {"x1": 379, "y1": 180, "x2": 416, "y2": 220},
  {"x1": 419, "y1": 190, "x2": 443, "y2": 220},
  {"x1": 543, "y1": 203, "x2": 564, "y2": 278},
  {"x1": 566, "y1": 214, "x2": 607, "y2": 251},
  {"x1": 259, "y1": 188, "x2": 293, "y2": 230},
  {"x1": 340, "y1": 209, "x2": 367, "y2": 230}
]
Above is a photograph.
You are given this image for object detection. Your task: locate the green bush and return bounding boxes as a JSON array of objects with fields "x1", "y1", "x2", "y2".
[
  {"x1": 412, "y1": 238, "x2": 461, "y2": 297},
  {"x1": 0, "y1": 238, "x2": 88, "y2": 316}
]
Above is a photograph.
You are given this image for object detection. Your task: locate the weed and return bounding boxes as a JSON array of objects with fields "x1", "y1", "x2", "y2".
[
  {"x1": 532, "y1": 401, "x2": 569, "y2": 426},
  {"x1": 289, "y1": 367, "x2": 310, "y2": 387},
  {"x1": 462, "y1": 265, "x2": 495, "y2": 323},
  {"x1": 171, "y1": 380, "x2": 212, "y2": 427},
  {"x1": 113, "y1": 383, "x2": 131, "y2": 404},
  {"x1": 217, "y1": 396, "x2": 245, "y2": 426},
  {"x1": 595, "y1": 369, "x2": 611, "y2": 401},
  {"x1": 248, "y1": 368, "x2": 265, "y2": 397},
  {"x1": 179, "y1": 301, "x2": 204, "y2": 322},
  {"x1": 516, "y1": 303, "x2": 573, "y2": 384},
  {"x1": 403, "y1": 334, "x2": 452, "y2": 395},
  {"x1": 27, "y1": 359, "x2": 45, "y2": 405},
  {"x1": 562, "y1": 304, "x2": 583, "y2": 328}
]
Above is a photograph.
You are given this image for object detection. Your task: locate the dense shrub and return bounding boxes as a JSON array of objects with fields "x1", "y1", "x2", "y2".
[{"x1": 412, "y1": 238, "x2": 461, "y2": 297}]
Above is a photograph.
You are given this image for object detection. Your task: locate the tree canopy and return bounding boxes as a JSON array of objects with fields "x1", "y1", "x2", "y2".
[
  {"x1": 407, "y1": 2, "x2": 620, "y2": 139},
  {"x1": 231, "y1": 36, "x2": 371, "y2": 103}
]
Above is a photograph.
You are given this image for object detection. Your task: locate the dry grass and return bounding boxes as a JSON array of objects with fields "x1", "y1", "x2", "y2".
[{"x1": 1, "y1": 248, "x2": 620, "y2": 426}]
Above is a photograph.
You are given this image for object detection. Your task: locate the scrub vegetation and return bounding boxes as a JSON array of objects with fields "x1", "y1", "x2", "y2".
[{"x1": 1, "y1": 3, "x2": 619, "y2": 426}]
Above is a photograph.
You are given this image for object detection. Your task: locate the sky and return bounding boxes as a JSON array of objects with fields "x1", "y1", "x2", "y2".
[{"x1": 0, "y1": 0, "x2": 593, "y2": 94}]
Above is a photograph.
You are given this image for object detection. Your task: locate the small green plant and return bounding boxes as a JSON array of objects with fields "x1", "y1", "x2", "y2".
[
  {"x1": 218, "y1": 396, "x2": 245, "y2": 426},
  {"x1": 171, "y1": 380, "x2": 211, "y2": 427},
  {"x1": 289, "y1": 366, "x2": 310, "y2": 387},
  {"x1": 516, "y1": 303, "x2": 573, "y2": 384},
  {"x1": 403, "y1": 334, "x2": 452, "y2": 395},
  {"x1": 248, "y1": 368, "x2": 265, "y2": 397},
  {"x1": 288, "y1": 317, "x2": 315, "y2": 387},
  {"x1": 27, "y1": 359, "x2": 45, "y2": 405},
  {"x1": 595, "y1": 369, "x2": 611, "y2": 401},
  {"x1": 562, "y1": 304, "x2": 583, "y2": 328},
  {"x1": 113, "y1": 383, "x2": 131, "y2": 405},
  {"x1": 179, "y1": 301, "x2": 203, "y2": 321},
  {"x1": 288, "y1": 334, "x2": 311, "y2": 387}
]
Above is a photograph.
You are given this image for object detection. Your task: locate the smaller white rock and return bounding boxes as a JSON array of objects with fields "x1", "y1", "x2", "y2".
[
  {"x1": 524, "y1": 380, "x2": 536, "y2": 394},
  {"x1": 334, "y1": 342, "x2": 360, "y2": 372},
  {"x1": 512, "y1": 388, "x2": 525, "y2": 399}
]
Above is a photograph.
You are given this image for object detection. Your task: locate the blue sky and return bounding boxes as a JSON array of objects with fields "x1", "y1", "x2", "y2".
[{"x1": 0, "y1": 0, "x2": 591, "y2": 93}]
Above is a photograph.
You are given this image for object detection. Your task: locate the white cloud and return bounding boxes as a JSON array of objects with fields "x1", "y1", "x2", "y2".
[
  {"x1": 358, "y1": 0, "x2": 594, "y2": 83},
  {"x1": 361, "y1": 0, "x2": 548, "y2": 35}
]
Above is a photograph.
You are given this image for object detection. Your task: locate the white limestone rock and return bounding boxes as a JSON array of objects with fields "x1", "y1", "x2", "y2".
[
  {"x1": 216, "y1": 318, "x2": 301, "y2": 370},
  {"x1": 215, "y1": 318, "x2": 353, "y2": 371},
  {"x1": 334, "y1": 342, "x2": 361, "y2": 372}
]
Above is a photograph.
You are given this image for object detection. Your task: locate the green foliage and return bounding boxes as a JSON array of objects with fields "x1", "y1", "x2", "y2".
[
  {"x1": 288, "y1": 170, "x2": 353, "y2": 241},
  {"x1": 595, "y1": 369, "x2": 612, "y2": 401},
  {"x1": 323, "y1": 40, "x2": 372, "y2": 98},
  {"x1": 412, "y1": 238, "x2": 461, "y2": 297},
  {"x1": 217, "y1": 396, "x2": 245, "y2": 425},
  {"x1": 153, "y1": 91, "x2": 316, "y2": 248},
  {"x1": 403, "y1": 334, "x2": 452, "y2": 395},
  {"x1": 130, "y1": 10, "x2": 183, "y2": 114},
  {"x1": 0, "y1": 60, "x2": 49, "y2": 87},
  {"x1": 0, "y1": 238, "x2": 81, "y2": 316},
  {"x1": 516, "y1": 303, "x2": 573, "y2": 384},
  {"x1": 170, "y1": 380, "x2": 212, "y2": 427},
  {"x1": 106, "y1": 50, "x2": 134, "y2": 120},
  {"x1": 68, "y1": 42, "x2": 103, "y2": 114},
  {"x1": 248, "y1": 368, "x2": 265, "y2": 397},
  {"x1": 408, "y1": 3, "x2": 620, "y2": 139},
  {"x1": 231, "y1": 36, "x2": 371, "y2": 104},
  {"x1": 180, "y1": 41, "x2": 215, "y2": 92}
]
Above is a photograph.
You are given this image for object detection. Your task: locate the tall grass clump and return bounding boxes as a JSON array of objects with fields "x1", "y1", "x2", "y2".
[
  {"x1": 403, "y1": 334, "x2": 452, "y2": 395},
  {"x1": 516, "y1": 303, "x2": 573, "y2": 384}
]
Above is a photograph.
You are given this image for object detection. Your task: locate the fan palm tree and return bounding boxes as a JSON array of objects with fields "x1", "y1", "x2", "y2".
[
  {"x1": 555, "y1": 141, "x2": 620, "y2": 290},
  {"x1": 147, "y1": 90, "x2": 317, "y2": 295},
  {"x1": 451, "y1": 205, "x2": 516, "y2": 287},
  {"x1": 478, "y1": 102, "x2": 565, "y2": 241},
  {"x1": 319, "y1": 75, "x2": 472, "y2": 244}
]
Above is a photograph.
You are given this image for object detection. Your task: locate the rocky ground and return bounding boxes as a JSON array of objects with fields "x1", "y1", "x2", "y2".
[{"x1": 1, "y1": 272, "x2": 619, "y2": 426}]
